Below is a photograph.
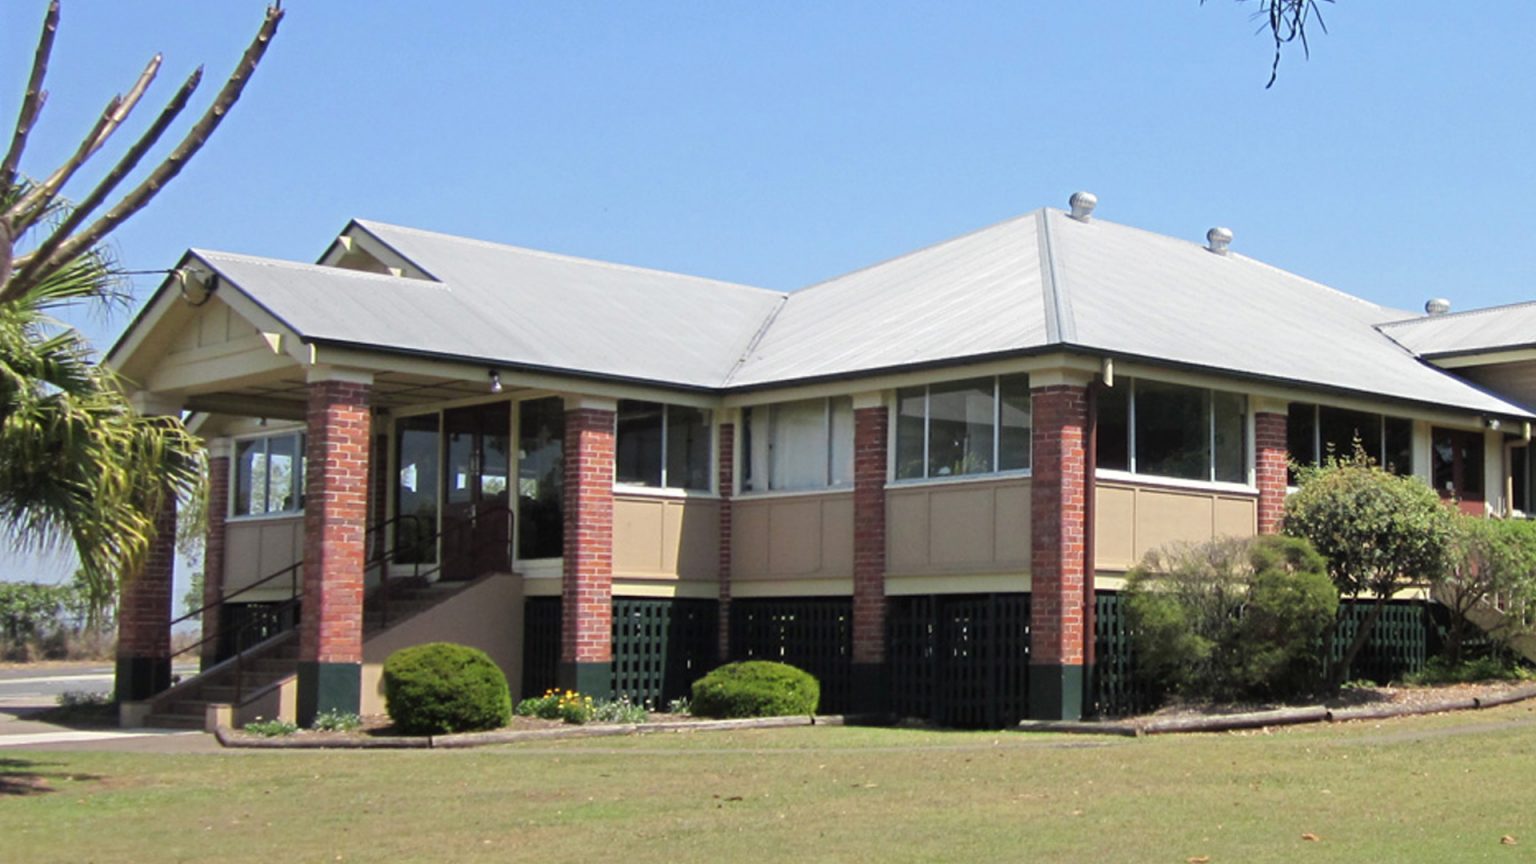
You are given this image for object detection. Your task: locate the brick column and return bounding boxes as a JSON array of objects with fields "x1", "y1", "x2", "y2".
[
  {"x1": 1029, "y1": 383, "x2": 1088, "y2": 720},
  {"x1": 560, "y1": 398, "x2": 615, "y2": 696},
  {"x1": 852, "y1": 398, "x2": 889, "y2": 710},
  {"x1": 116, "y1": 495, "x2": 177, "y2": 702},
  {"x1": 1255, "y1": 411, "x2": 1288, "y2": 535},
  {"x1": 297, "y1": 372, "x2": 372, "y2": 725},
  {"x1": 199, "y1": 441, "x2": 231, "y2": 671},
  {"x1": 717, "y1": 421, "x2": 735, "y2": 663}
]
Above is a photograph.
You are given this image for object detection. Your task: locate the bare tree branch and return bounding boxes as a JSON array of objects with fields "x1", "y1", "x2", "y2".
[
  {"x1": 11, "y1": 67, "x2": 202, "y2": 292},
  {"x1": 1206, "y1": 0, "x2": 1332, "y2": 89},
  {"x1": 3, "y1": 54, "x2": 161, "y2": 231},
  {"x1": 0, "y1": 1, "x2": 59, "y2": 195}
]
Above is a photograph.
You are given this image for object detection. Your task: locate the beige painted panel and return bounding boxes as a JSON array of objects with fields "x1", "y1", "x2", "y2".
[
  {"x1": 1095, "y1": 486, "x2": 1138, "y2": 570},
  {"x1": 223, "y1": 516, "x2": 304, "y2": 599},
  {"x1": 768, "y1": 498, "x2": 823, "y2": 575},
  {"x1": 732, "y1": 493, "x2": 854, "y2": 583},
  {"x1": 1095, "y1": 481, "x2": 1259, "y2": 572},
  {"x1": 886, "y1": 492, "x2": 930, "y2": 573},
  {"x1": 734, "y1": 504, "x2": 771, "y2": 579},
  {"x1": 886, "y1": 478, "x2": 1031, "y2": 576},
  {"x1": 1213, "y1": 496, "x2": 1257, "y2": 538},
  {"x1": 993, "y1": 483, "x2": 1031, "y2": 565},
  {"x1": 613, "y1": 495, "x2": 720, "y2": 582}
]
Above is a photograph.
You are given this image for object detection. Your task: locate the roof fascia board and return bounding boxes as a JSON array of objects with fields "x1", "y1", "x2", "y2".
[
  {"x1": 338, "y1": 221, "x2": 440, "y2": 281},
  {"x1": 1424, "y1": 348, "x2": 1536, "y2": 368},
  {"x1": 311, "y1": 344, "x2": 724, "y2": 409}
]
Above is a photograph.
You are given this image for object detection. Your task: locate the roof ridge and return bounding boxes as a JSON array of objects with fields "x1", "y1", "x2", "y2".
[
  {"x1": 353, "y1": 219, "x2": 784, "y2": 298},
  {"x1": 1376, "y1": 297, "x2": 1536, "y2": 329}
]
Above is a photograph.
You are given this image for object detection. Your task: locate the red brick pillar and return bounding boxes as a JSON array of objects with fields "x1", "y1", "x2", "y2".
[
  {"x1": 115, "y1": 495, "x2": 178, "y2": 702},
  {"x1": 1255, "y1": 411, "x2": 1288, "y2": 535},
  {"x1": 852, "y1": 399, "x2": 889, "y2": 709},
  {"x1": 717, "y1": 420, "x2": 735, "y2": 662},
  {"x1": 298, "y1": 372, "x2": 372, "y2": 725},
  {"x1": 1029, "y1": 384, "x2": 1088, "y2": 720},
  {"x1": 561, "y1": 399, "x2": 615, "y2": 696},
  {"x1": 199, "y1": 441, "x2": 231, "y2": 670}
]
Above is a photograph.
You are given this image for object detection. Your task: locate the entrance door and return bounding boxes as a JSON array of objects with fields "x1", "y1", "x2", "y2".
[
  {"x1": 1432, "y1": 427, "x2": 1486, "y2": 515},
  {"x1": 442, "y1": 403, "x2": 512, "y2": 579}
]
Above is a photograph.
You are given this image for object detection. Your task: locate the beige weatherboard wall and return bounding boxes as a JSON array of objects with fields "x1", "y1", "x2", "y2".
[
  {"x1": 885, "y1": 477, "x2": 1031, "y2": 594},
  {"x1": 613, "y1": 494, "x2": 721, "y2": 594},
  {"x1": 732, "y1": 492, "x2": 854, "y2": 596},
  {"x1": 1094, "y1": 479, "x2": 1258, "y2": 573}
]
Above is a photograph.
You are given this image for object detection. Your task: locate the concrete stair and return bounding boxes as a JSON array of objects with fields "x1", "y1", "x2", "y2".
[{"x1": 139, "y1": 577, "x2": 477, "y2": 730}]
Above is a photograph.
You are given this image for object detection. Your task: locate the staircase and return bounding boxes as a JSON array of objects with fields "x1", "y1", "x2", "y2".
[{"x1": 140, "y1": 577, "x2": 481, "y2": 730}]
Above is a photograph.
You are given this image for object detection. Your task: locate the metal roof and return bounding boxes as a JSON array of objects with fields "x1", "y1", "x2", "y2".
[
  {"x1": 137, "y1": 208, "x2": 1536, "y2": 418},
  {"x1": 1378, "y1": 301, "x2": 1536, "y2": 359}
]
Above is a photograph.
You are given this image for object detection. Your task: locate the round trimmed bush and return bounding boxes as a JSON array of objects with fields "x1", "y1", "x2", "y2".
[
  {"x1": 382, "y1": 642, "x2": 511, "y2": 735},
  {"x1": 690, "y1": 661, "x2": 819, "y2": 718}
]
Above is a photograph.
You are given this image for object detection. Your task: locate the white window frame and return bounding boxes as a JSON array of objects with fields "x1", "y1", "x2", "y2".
[
  {"x1": 229, "y1": 429, "x2": 307, "y2": 521},
  {"x1": 1104, "y1": 378, "x2": 1251, "y2": 488},
  {"x1": 741, "y1": 397, "x2": 854, "y2": 494},
  {"x1": 613, "y1": 401, "x2": 715, "y2": 495},
  {"x1": 892, "y1": 374, "x2": 1032, "y2": 484}
]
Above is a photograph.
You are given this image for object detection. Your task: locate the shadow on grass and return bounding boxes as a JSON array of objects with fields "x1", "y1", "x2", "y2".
[{"x1": 0, "y1": 757, "x2": 100, "y2": 797}]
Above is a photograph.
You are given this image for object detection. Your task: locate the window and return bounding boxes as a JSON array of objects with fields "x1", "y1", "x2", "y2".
[
  {"x1": 1096, "y1": 379, "x2": 1247, "y2": 484},
  {"x1": 233, "y1": 431, "x2": 306, "y2": 517},
  {"x1": 1287, "y1": 403, "x2": 1413, "y2": 481},
  {"x1": 742, "y1": 397, "x2": 854, "y2": 492},
  {"x1": 616, "y1": 400, "x2": 711, "y2": 491},
  {"x1": 517, "y1": 397, "x2": 564, "y2": 560},
  {"x1": 895, "y1": 374, "x2": 1030, "y2": 480},
  {"x1": 1432, "y1": 427, "x2": 1485, "y2": 505}
]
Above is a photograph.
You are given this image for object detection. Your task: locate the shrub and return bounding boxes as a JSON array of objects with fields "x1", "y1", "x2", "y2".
[
  {"x1": 591, "y1": 695, "x2": 648, "y2": 725},
  {"x1": 1406, "y1": 655, "x2": 1536, "y2": 686},
  {"x1": 382, "y1": 643, "x2": 511, "y2": 735},
  {"x1": 244, "y1": 717, "x2": 298, "y2": 737},
  {"x1": 310, "y1": 709, "x2": 362, "y2": 733},
  {"x1": 1436, "y1": 515, "x2": 1536, "y2": 664},
  {"x1": 690, "y1": 661, "x2": 819, "y2": 718},
  {"x1": 1126, "y1": 535, "x2": 1337, "y2": 701}
]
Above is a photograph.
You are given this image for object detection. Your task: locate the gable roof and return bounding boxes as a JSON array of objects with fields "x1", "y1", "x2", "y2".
[
  {"x1": 110, "y1": 208, "x2": 1536, "y2": 418},
  {"x1": 1377, "y1": 301, "x2": 1536, "y2": 359}
]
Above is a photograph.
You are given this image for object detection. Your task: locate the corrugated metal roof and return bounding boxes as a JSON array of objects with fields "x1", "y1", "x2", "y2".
[
  {"x1": 1378, "y1": 301, "x2": 1536, "y2": 358},
  {"x1": 169, "y1": 209, "x2": 1535, "y2": 418}
]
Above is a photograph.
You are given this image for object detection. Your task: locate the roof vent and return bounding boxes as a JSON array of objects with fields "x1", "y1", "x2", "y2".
[
  {"x1": 1068, "y1": 191, "x2": 1097, "y2": 222},
  {"x1": 1205, "y1": 226, "x2": 1233, "y2": 256},
  {"x1": 1425, "y1": 298, "x2": 1452, "y2": 316}
]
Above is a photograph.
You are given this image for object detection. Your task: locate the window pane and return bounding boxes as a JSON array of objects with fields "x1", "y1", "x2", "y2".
[
  {"x1": 266, "y1": 434, "x2": 299, "y2": 513},
  {"x1": 517, "y1": 397, "x2": 564, "y2": 560},
  {"x1": 998, "y1": 374, "x2": 1031, "y2": 471},
  {"x1": 1384, "y1": 416, "x2": 1413, "y2": 476},
  {"x1": 1286, "y1": 403, "x2": 1316, "y2": 484},
  {"x1": 1213, "y1": 392, "x2": 1246, "y2": 483},
  {"x1": 741, "y1": 406, "x2": 764, "y2": 492},
  {"x1": 666, "y1": 405, "x2": 711, "y2": 491},
  {"x1": 616, "y1": 400, "x2": 663, "y2": 487},
  {"x1": 395, "y1": 414, "x2": 440, "y2": 564},
  {"x1": 895, "y1": 387, "x2": 926, "y2": 479},
  {"x1": 234, "y1": 438, "x2": 264, "y2": 516},
  {"x1": 1319, "y1": 406, "x2": 1379, "y2": 465},
  {"x1": 1096, "y1": 383, "x2": 1129, "y2": 472},
  {"x1": 829, "y1": 397, "x2": 855, "y2": 486},
  {"x1": 770, "y1": 399, "x2": 827, "y2": 490},
  {"x1": 927, "y1": 378, "x2": 995, "y2": 477},
  {"x1": 1135, "y1": 381, "x2": 1209, "y2": 481}
]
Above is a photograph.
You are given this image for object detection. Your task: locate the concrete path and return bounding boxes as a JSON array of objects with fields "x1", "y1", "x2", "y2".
[{"x1": 0, "y1": 662, "x2": 218, "y2": 752}]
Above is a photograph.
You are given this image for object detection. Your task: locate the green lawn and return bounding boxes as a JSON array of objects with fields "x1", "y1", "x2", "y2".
[{"x1": 5, "y1": 705, "x2": 1536, "y2": 863}]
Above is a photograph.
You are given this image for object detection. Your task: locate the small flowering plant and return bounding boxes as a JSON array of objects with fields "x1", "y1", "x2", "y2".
[{"x1": 515, "y1": 689, "x2": 651, "y2": 725}]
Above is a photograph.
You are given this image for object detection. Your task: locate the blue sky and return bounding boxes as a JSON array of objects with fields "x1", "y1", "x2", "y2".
[{"x1": 4, "y1": 1, "x2": 1535, "y2": 585}]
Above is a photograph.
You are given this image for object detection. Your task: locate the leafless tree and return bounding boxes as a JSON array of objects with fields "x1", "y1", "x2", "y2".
[
  {"x1": 1210, "y1": 0, "x2": 1332, "y2": 88},
  {"x1": 0, "y1": 2, "x2": 285, "y2": 305}
]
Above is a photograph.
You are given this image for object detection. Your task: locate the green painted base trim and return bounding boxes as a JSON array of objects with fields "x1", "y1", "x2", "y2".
[
  {"x1": 1028, "y1": 663, "x2": 1085, "y2": 721},
  {"x1": 297, "y1": 661, "x2": 361, "y2": 727},
  {"x1": 559, "y1": 661, "x2": 613, "y2": 698},
  {"x1": 849, "y1": 662, "x2": 888, "y2": 715},
  {"x1": 115, "y1": 656, "x2": 170, "y2": 702}
]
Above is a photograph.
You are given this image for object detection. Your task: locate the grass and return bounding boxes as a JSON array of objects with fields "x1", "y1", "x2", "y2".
[{"x1": 5, "y1": 704, "x2": 1536, "y2": 862}]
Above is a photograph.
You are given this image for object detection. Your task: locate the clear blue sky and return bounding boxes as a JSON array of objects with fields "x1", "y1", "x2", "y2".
[{"x1": 4, "y1": 1, "x2": 1535, "y2": 583}]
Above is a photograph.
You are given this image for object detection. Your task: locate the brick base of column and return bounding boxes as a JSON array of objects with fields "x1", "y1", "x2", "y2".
[
  {"x1": 297, "y1": 661, "x2": 362, "y2": 724},
  {"x1": 115, "y1": 657, "x2": 171, "y2": 702},
  {"x1": 1028, "y1": 384, "x2": 1089, "y2": 722},
  {"x1": 1027, "y1": 664, "x2": 1085, "y2": 721},
  {"x1": 558, "y1": 661, "x2": 612, "y2": 696}
]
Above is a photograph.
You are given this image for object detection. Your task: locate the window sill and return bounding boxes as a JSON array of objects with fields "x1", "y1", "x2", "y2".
[
  {"x1": 612, "y1": 484, "x2": 720, "y2": 501},
  {"x1": 1095, "y1": 469, "x2": 1256, "y2": 496},
  {"x1": 886, "y1": 469, "x2": 1032, "y2": 490},
  {"x1": 734, "y1": 486, "x2": 855, "y2": 501},
  {"x1": 226, "y1": 511, "x2": 305, "y2": 524}
]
